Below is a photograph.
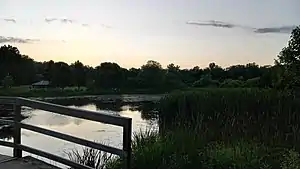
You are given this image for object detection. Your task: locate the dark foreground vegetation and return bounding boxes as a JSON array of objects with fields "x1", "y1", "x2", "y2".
[
  {"x1": 62, "y1": 26, "x2": 300, "y2": 168},
  {"x1": 68, "y1": 89, "x2": 300, "y2": 169}
]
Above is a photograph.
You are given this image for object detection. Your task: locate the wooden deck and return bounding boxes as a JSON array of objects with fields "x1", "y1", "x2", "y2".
[{"x1": 0, "y1": 154, "x2": 61, "y2": 169}]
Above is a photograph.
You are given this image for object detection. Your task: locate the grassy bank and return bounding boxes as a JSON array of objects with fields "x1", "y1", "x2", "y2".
[
  {"x1": 0, "y1": 86, "x2": 167, "y2": 97},
  {"x1": 67, "y1": 88, "x2": 300, "y2": 168},
  {"x1": 73, "y1": 130, "x2": 300, "y2": 169}
]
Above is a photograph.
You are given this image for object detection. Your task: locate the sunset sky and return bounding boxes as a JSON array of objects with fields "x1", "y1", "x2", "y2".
[{"x1": 0, "y1": 0, "x2": 299, "y2": 68}]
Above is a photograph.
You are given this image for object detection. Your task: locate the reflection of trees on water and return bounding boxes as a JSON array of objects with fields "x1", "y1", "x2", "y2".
[
  {"x1": 0, "y1": 128, "x2": 13, "y2": 140},
  {"x1": 50, "y1": 98, "x2": 159, "y2": 121},
  {"x1": 0, "y1": 98, "x2": 159, "y2": 139},
  {"x1": 48, "y1": 98, "x2": 92, "y2": 107},
  {"x1": 128, "y1": 102, "x2": 159, "y2": 120},
  {"x1": 94, "y1": 101, "x2": 123, "y2": 112}
]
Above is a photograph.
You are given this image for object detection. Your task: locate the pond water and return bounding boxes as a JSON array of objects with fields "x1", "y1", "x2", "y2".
[{"x1": 0, "y1": 95, "x2": 160, "y2": 167}]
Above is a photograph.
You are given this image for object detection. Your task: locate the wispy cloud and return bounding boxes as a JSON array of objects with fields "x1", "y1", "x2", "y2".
[
  {"x1": 254, "y1": 26, "x2": 297, "y2": 34},
  {"x1": 0, "y1": 36, "x2": 40, "y2": 44},
  {"x1": 44, "y1": 17, "x2": 74, "y2": 24},
  {"x1": 45, "y1": 18, "x2": 57, "y2": 23},
  {"x1": 187, "y1": 20, "x2": 237, "y2": 28},
  {"x1": 187, "y1": 20, "x2": 296, "y2": 34},
  {"x1": 44, "y1": 17, "x2": 112, "y2": 28},
  {"x1": 60, "y1": 18, "x2": 74, "y2": 24},
  {"x1": 3, "y1": 18, "x2": 16, "y2": 23}
]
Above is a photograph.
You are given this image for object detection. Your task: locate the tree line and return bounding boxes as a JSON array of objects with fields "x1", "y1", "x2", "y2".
[{"x1": 1, "y1": 26, "x2": 299, "y2": 91}]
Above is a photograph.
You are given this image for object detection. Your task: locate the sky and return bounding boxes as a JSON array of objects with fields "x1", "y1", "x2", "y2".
[{"x1": 0, "y1": 0, "x2": 299, "y2": 68}]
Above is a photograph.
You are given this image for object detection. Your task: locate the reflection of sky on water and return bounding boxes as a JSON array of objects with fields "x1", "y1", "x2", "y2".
[{"x1": 0, "y1": 100, "x2": 158, "y2": 167}]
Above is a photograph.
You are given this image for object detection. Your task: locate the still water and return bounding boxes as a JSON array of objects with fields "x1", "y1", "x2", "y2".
[{"x1": 0, "y1": 95, "x2": 159, "y2": 166}]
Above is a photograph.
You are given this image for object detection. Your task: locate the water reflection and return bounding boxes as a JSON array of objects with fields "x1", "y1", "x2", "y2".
[{"x1": 0, "y1": 97, "x2": 159, "y2": 140}]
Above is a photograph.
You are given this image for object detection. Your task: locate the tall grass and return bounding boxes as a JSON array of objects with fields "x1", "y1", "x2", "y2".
[
  {"x1": 105, "y1": 129, "x2": 300, "y2": 169},
  {"x1": 65, "y1": 146, "x2": 113, "y2": 169},
  {"x1": 159, "y1": 88, "x2": 300, "y2": 149},
  {"x1": 67, "y1": 88, "x2": 300, "y2": 169}
]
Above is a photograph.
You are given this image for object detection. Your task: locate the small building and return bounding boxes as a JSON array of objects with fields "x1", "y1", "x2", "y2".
[{"x1": 31, "y1": 80, "x2": 50, "y2": 88}]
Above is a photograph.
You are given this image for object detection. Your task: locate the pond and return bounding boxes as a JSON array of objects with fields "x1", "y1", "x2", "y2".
[{"x1": 0, "y1": 95, "x2": 161, "y2": 167}]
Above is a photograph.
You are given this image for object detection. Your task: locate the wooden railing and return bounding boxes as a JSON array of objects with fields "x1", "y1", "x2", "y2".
[{"x1": 0, "y1": 97, "x2": 132, "y2": 169}]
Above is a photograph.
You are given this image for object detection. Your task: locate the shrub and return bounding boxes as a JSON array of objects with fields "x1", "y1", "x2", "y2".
[
  {"x1": 220, "y1": 79, "x2": 244, "y2": 88},
  {"x1": 193, "y1": 74, "x2": 219, "y2": 87}
]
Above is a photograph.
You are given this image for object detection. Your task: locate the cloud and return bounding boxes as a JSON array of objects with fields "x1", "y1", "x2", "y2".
[
  {"x1": 60, "y1": 18, "x2": 74, "y2": 24},
  {"x1": 44, "y1": 18, "x2": 74, "y2": 24},
  {"x1": 0, "y1": 36, "x2": 40, "y2": 44},
  {"x1": 186, "y1": 20, "x2": 237, "y2": 28},
  {"x1": 45, "y1": 18, "x2": 57, "y2": 23},
  {"x1": 254, "y1": 26, "x2": 296, "y2": 34},
  {"x1": 3, "y1": 18, "x2": 16, "y2": 23},
  {"x1": 187, "y1": 20, "x2": 296, "y2": 34},
  {"x1": 44, "y1": 17, "x2": 112, "y2": 28}
]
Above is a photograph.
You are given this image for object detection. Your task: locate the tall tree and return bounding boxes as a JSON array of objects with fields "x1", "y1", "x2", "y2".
[
  {"x1": 95, "y1": 62, "x2": 124, "y2": 89},
  {"x1": 276, "y1": 26, "x2": 300, "y2": 88},
  {"x1": 138, "y1": 60, "x2": 165, "y2": 88},
  {"x1": 52, "y1": 62, "x2": 72, "y2": 88},
  {"x1": 0, "y1": 45, "x2": 35, "y2": 85},
  {"x1": 71, "y1": 61, "x2": 86, "y2": 89}
]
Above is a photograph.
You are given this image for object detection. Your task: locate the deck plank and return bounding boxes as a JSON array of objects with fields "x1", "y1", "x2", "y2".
[{"x1": 0, "y1": 155, "x2": 61, "y2": 169}]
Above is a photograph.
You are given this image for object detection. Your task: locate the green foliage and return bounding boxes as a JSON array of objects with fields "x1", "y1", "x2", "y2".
[
  {"x1": 2, "y1": 74, "x2": 14, "y2": 88},
  {"x1": 245, "y1": 77, "x2": 260, "y2": 87},
  {"x1": 193, "y1": 74, "x2": 219, "y2": 87},
  {"x1": 276, "y1": 26, "x2": 300, "y2": 89},
  {"x1": 280, "y1": 149, "x2": 300, "y2": 169},
  {"x1": 0, "y1": 45, "x2": 35, "y2": 85},
  {"x1": 71, "y1": 60, "x2": 86, "y2": 88},
  {"x1": 65, "y1": 146, "x2": 113, "y2": 169},
  {"x1": 220, "y1": 79, "x2": 244, "y2": 88},
  {"x1": 164, "y1": 71, "x2": 186, "y2": 89},
  {"x1": 201, "y1": 141, "x2": 268, "y2": 169},
  {"x1": 104, "y1": 129, "x2": 300, "y2": 169},
  {"x1": 51, "y1": 62, "x2": 72, "y2": 88},
  {"x1": 95, "y1": 62, "x2": 124, "y2": 89},
  {"x1": 138, "y1": 60, "x2": 165, "y2": 88},
  {"x1": 160, "y1": 89, "x2": 300, "y2": 148}
]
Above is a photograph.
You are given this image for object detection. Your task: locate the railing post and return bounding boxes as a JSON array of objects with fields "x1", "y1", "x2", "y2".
[
  {"x1": 13, "y1": 103, "x2": 22, "y2": 158},
  {"x1": 123, "y1": 119, "x2": 132, "y2": 169}
]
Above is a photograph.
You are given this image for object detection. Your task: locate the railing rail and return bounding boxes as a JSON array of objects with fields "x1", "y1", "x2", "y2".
[{"x1": 0, "y1": 97, "x2": 132, "y2": 169}]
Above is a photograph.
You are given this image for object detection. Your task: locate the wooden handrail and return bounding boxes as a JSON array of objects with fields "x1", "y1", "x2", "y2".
[{"x1": 0, "y1": 97, "x2": 132, "y2": 169}]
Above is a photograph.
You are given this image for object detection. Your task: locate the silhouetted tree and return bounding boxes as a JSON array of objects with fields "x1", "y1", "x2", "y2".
[
  {"x1": 276, "y1": 26, "x2": 300, "y2": 89},
  {"x1": 95, "y1": 62, "x2": 124, "y2": 89},
  {"x1": 2, "y1": 74, "x2": 14, "y2": 88},
  {"x1": 0, "y1": 45, "x2": 35, "y2": 85},
  {"x1": 71, "y1": 61, "x2": 86, "y2": 89},
  {"x1": 52, "y1": 62, "x2": 72, "y2": 89},
  {"x1": 138, "y1": 60, "x2": 165, "y2": 88}
]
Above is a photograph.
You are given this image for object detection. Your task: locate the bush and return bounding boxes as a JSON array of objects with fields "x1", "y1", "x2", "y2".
[
  {"x1": 193, "y1": 75, "x2": 219, "y2": 88},
  {"x1": 245, "y1": 77, "x2": 260, "y2": 87},
  {"x1": 2, "y1": 75, "x2": 14, "y2": 88},
  {"x1": 220, "y1": 79, "x2": 244, "y2": 88}
]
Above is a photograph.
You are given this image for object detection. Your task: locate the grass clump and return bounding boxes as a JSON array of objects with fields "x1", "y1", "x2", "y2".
[{"x1": 65, "y1": 146, "x2": 113, "y2": 169}]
